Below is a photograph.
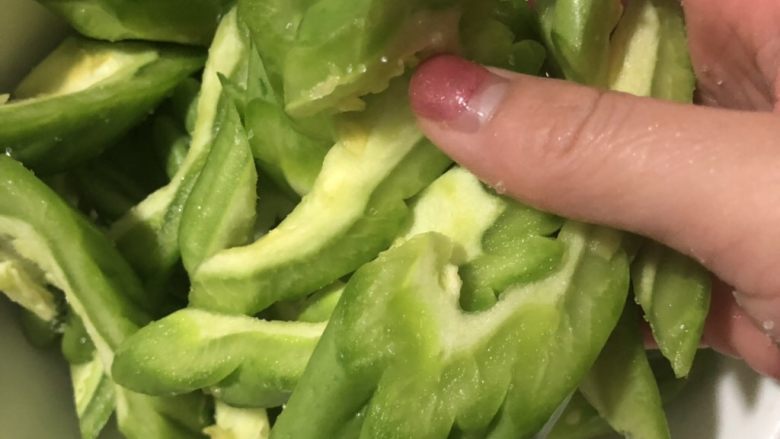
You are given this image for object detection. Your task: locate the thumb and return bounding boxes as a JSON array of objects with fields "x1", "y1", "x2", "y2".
[{"x1": 410, "y1": 55, "x2": 780, "y2": 340}]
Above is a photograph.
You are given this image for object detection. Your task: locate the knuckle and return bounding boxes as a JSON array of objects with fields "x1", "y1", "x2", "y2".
[{"x1": 533, "y1": 91, "x2": 632, "y2": 187}]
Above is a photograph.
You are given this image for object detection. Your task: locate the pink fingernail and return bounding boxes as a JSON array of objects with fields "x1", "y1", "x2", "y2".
[
  {"x1": 410, "y1": 55, "x2": 508, "y2": 131},
  {"x1": 733, "y1": 290, "x2": 780, "y2": 343}
]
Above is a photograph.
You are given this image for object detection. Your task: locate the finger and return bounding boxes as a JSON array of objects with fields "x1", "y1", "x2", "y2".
[
  {"x1": 703, "y1": 280, "x2": 780, "y2": 379},
  {"x1": 409, "y1": 55, "x2": 780, "y2": 325},
  {"x1": 640, "y1": 321, "x2": 664, "y2": 350},
  {"x1": 682, "y1": 0, "x2": 780, "y2": 111}
]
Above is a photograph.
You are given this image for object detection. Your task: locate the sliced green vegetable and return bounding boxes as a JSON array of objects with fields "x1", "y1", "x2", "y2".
[
  {"x1": 239, "y1": 0, "x2": 462, "y2": 117},
  {"x1": 395, "y1": 167, "x2": 564, "y2": 311},
  {"x1": 579, "y1": 305, "x2": 670, "y2": 439},
  {"x1": 67, "y1": 77, "x2": 198, "y2": 225},
  {"x1": 547, "y1": 392, "x2": 613, "y2": 439},
  {"x1": 71, "y1": 356, "x2": 116, "y2": 439},
  {"x1": 460, "y1": 0, "x2": 546, "y2": 74},
  {"x1": 180, "y1": 100, "x2": 258, "y2": 275},
  {"x1": 204, "y1": 402, "x2": 270, "y2": 439},
  {"x1": 0, "y1": 240, "x2": 61, "y2": 321},
  {"x1": 396, "y1": 167, "x2": 508, "y2": 260},
  {"x1": 607, "y1": 0, "x2": 695, "y2": 101},
  {"x1": 0, "y1": 155, "x2": 150, "y2": 360},
  {"x1": 230, "y1": 46, "x2": 334, "y2": 196},
  {"x1": 244, "y1": 99, "x2": 332, "y2": 196},
  {"x1": 605, "y1": 0, "x2": 709, "y2": 378},
  {"x1": 189, "y1": 79, "x2": 451, "y2": 314},
  {"x1": 113, "y1": 309, "x2": 324, "y2": 408},
  {"x1": 537, "y1": 0, "x2": 622, "y2": 85},
  {"x1": 115, "y1": 389, "x2": 212, "y2": 439},
  {"x1": 0, "y1": 155, "x2": 210, "y2": 439},
  {"x1": 271, "y1": 282, "x2": 346, "y2": 323},
  {"x1": 650, "y1": 0, "x2": 697, "y2": 102},
  {"x1": 38, "y1": 0, "x2": 234, "y2": 45},
  {"x1": 549, "y1": 351, "x2": 695, "y2": 439},
  {"x1": 272, "y1": 223, "x2": 629, "y2": 439},
  {"x1": 458, "y1": 203, "x2": 565, "y2": 311},
  {"x1": 240, "y1": 0, "x2": 545, "y2": 117},
  {"x1": 0, "y1": 1, "x2": 713, "y2": 438},
  {"x1": 110, "y1": 8, "x2": 248, "y2": 290},
  {"x1": 632, "y1": 242, "x2": 711, "y2": 377},
  {"x1": 608, "y1": 0, "x2": 660, "y2": 95},
  {"x1": 62, "y1": 311, "x2": 97, "y2": 365},
  {"x1": 0, "y1": 37, "x2": 203, "y2": 174}
]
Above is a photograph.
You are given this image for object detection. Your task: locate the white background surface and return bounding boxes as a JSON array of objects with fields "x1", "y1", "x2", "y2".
[{"x1": 1, "y1": 0, "x2": 779, "y2": 438}]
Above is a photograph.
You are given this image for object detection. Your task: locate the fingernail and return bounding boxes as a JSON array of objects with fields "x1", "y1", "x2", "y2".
[
  {"x1": 410, "y1": 54, "x2": 509, "y2": 132},
  {"x1": 733, "y1": 290, "x2": 780, "y2": 342}
]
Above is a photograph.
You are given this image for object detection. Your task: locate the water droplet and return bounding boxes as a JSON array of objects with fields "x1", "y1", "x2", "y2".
[
  {"x1": 763, "y1": 320, "x2": 775, "y2": 331},
  {"x1": 380, "y1": 56, "x2": 389, "y2": 64},
  {"x1": 493, "y1": 181, "x2": 506, "y2": 195},
  {"x1": 4, "y1": 147, "x2": 13, "y2": 157}
]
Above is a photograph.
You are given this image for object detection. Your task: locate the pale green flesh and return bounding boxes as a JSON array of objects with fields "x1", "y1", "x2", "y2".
[
  {"x1": 71, "y1": 356, "x2": 116, "y2": 439},
  {"x1": 112, "y1": 309, "x2": 325, "y2": 407},
  {"x1": 448, "y1": 224, "x2": 621, "y2": 356},
  {"x1": 72, "y1": 357, "x2": 109, "y2": 416},
  {"x1": 284, "y1": 8, "x2": 461, "y2": 117},
  {"x1": 0, "y1": 241, "x2": 59, "y2": 321},
  {"x1": 186, "y1": 309, "x2": 326, "y2": 341},
  {"x1": 0, "y1": 216, "x2": 114, "y2": 369},
  {"x1": 195, "y1": 89, "x2": 424, "y2": 280},
  {"x1": 14, "y1": 37, "x2": 158, "y2": 100},
  {"x1": 579, "y1": 306, "x2": 671, "y2": 439},
  {"x1": 110, "y1": 8, "x2": 245, "y2": 245},
  {"x1": 608, "y1": 0, "x2": 661, "y2": 95},
  {"x1": 204, "y1": 402, "x2": 270, "y2": 439},
  {"x1": 397, "y1": 167, "x2": 506, "y2": 261}
]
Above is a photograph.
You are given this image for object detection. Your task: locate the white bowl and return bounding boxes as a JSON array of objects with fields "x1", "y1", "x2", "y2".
[{"x1": 1, "y1": 1, "x2": 779, "y2": 438}]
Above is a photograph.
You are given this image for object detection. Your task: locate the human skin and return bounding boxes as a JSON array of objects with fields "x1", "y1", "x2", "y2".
[{"x1": 409, "y1": 0, "x2": 780, "y2": 378}]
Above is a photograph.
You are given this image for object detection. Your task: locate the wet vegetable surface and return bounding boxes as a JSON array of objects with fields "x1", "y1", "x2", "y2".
[{"x1": 0, "y1": 1, "x2": 713, "y2": 438}]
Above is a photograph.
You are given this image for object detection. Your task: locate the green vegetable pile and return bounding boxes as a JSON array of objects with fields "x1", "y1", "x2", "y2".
[{"x1": 1, "y1": 0, "x2": 712, "y2": 438}]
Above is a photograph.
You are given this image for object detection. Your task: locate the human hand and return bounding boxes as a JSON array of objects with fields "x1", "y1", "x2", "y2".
[{"x1": 409, "y1": 0, "x2": 780, "y2": 378}]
